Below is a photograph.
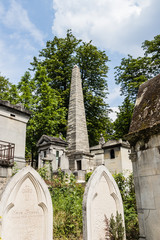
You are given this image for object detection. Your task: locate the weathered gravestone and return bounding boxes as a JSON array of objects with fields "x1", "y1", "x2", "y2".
[
  {"x1": 0, "y1": 166, "x2": 53, "y2": 240},
  {"x1": 83, "y1": 165, "x2": 125, "y2": 240},
  {"x1": 127, "y1": 74, "x2": 160, "y2": 240}
]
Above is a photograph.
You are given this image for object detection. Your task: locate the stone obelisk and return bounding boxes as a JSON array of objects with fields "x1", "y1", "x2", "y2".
[{"x1": 66, "y1": 65, "x2": 93, "y2": 172}]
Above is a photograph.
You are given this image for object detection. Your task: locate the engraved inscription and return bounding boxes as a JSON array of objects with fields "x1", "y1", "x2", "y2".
[{"x1": 3, "y1": 178, "x2": 44, "y2": 240}]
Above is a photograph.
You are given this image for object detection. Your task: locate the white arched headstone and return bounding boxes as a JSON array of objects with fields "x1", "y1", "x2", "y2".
[
  {"x1": 0, "y1": 166, "x2": 53, "y2": 240},
  {"x1": 83, "y1": 165, "x2": 125, "y2": 240}
]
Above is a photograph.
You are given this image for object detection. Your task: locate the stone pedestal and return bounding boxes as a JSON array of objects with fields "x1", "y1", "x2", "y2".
[{"x1": 67, "y1": 151, "x2": 94, "y2": 172}]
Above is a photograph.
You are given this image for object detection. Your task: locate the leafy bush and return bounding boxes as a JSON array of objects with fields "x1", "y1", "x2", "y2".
[
  {"x1": 105, "y1": 212, "x2": 125, "y2": 240},
  {"x1": 48, "y1": 169, "x2": 84, "y2": 239},
  {"x1": 85, "y1": 171, "x2": 93, "y2": 182},
  {"x1": 37, "y1": 165, "x2": 49, "y2": 180},
  {"x1": 113, "y1": 173, "x2": 139, "y2": 240}
]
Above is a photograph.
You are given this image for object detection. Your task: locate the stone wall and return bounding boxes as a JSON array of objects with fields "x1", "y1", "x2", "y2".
[
  {"x1": 127, "y1": 74, "x2": 160, "y2": 240},
  {"x1": 0, "y1": 100, "x2": 30, "y2": 168}
]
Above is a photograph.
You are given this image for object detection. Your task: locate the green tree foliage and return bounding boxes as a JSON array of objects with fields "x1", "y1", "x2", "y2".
[
  {"x1": 24, "y1": 66, "x2": 67, "y2": 161},
  {"x1": 31, "y1": 30, "x2": 110, "y2": 146},
  {"x1": 0, "y1": 73, "x2": 20, "y2": 104},
  {"x1": 113, "y1": 173, "x2": 139, "y2": 240},
  {"x1": 17, "y1": 71, "x2": 35, "y2": 110},
  {"x1": 115, "y1": 34, "x2": 160, "y2": 102},
  {"x1": 8, "y1": 84, "x2": 20, "y2": 105},
  {"x1": 113, "y1": 97, "x2": 134, "y2": 139},
  {"x1": 142, "y1": 34, "x2": 160, "y2": 75},
  {"x1": 0, "y1": 74, "x2": 12, "y2": 101},
  {"x1": 115, "y1": 55, "x2": 151, "y2": 102},
  {"x1": 114, "y1": 34, "x2": 160, "y2": 136}
]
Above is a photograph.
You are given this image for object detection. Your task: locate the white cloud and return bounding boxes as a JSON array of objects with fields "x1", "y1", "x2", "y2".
[
  {"x1": 107, "y1": 86, "x2": 123, "y2": 104},
  {"x1": 0, "y1": 1, "x2": 45, "y2": 83},
  {"x1": 52, "y1": 0, "x2": 159, "y2": 56},
  {"x1": 109, "y1": 107, "x2": 119, "y2": 122},
  {"x1": 1, "y1": 0, "x2": 44, "y2": 46}
]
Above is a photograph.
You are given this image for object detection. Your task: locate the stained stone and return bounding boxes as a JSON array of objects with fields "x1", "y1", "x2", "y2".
[
  {"x1": 0, "y1": 166, "x2": 53, "y2": 240},
  {"x1": 83, "y1": 165, "x2": 125, "y2": 240},
  {"x1": 66, "y1": 65, "x2": 89, "y2": 152},
  {"x1": 66, "y1": 65, "x2": 94, "y2": 172},
  {"x1": 127, "y1": 74, "x2": 160, "y2": 239}
]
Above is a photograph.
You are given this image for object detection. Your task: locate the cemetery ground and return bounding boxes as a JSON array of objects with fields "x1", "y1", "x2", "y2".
[{"x1": 38, "y1": 167, "x2": 139, "y2": 240}]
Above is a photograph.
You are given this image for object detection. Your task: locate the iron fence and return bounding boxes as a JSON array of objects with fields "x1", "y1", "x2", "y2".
[{"x1": 0, "y1": 140, "x2": 15, "y2": 166}]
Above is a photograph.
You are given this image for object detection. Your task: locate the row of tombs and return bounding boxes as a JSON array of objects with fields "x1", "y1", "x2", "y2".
[
  {"x1": 0, "y1": 66, "x2": 132, "y2": 182},
  {"x1": 2, "y1": 66, "x2": 160, "y2": 239},
  {"x1": 37, "y1": 134, "x2": 132, "y2": 179},
  {"x1": 0, "y1": 99, "x2": 132, "y2": 182}
]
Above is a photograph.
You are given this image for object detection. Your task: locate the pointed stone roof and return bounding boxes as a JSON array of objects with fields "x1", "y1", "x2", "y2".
[
  {"x1": 37, "y1": 135, "x2": 67, "y2": 147},
  {"x1": 66, "y1": 65, "x2": 89, "y2": 152}
]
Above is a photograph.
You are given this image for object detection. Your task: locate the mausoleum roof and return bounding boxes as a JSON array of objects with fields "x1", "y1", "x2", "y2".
[
  {"x1": 128, "y1": 74, "x2": 160, "y2": 140},
  {"x1": 37, "y1": 134, "x2": 68, "y2": 148},
  {"x1": 90, "y1": 139, "x2": 130, "y2": 151},
  {"x1": 102, "y1": 139, "x2": 130, "y2": 149},
  {"x1": 0, "y1": 100, "x2": 31, "y2": 116}
]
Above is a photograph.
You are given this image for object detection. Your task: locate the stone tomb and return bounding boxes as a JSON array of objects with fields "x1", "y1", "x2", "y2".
[
  {"x1": 127, "y1": 74, "x2": 160, "y2": 239},
  {"x1": 83, "y1": 165, "x2": 125, "y2": 240},
  {"x1": 0, "y1": 166, "x2": 53, "y2": 240}
]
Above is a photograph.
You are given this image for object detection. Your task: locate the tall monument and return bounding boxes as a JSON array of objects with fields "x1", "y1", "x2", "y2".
[{"x1": 66, "y1": 65, "x2": 94, "y2": 173}]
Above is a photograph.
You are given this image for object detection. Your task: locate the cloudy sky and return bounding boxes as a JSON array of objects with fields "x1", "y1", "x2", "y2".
[{"x1": 0, "y1": 0, "x2": 160, "y2": 119}]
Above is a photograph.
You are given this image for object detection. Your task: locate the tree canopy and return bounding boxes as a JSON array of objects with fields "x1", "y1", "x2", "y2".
[
  {"x1": 30, "y1": 30, "x2": 110, "y2": 146},
  {"x1": 18, "y1": 67, "x2": 67, "y2": 161},
  {"x1": 114, "y1": 34, "x2": 160, "y2": 139},
  {"x1": 0, "y1": 74, "x2": 21, "y2": 105},
  {"x1": 0, "y1": 31, "x2": 111, "y2": 161},
  {"x1": 113, "y1": 97, "x2": 134, "y2": 139},
  {"x1": 115, "y1": 34, "x2": 160, "y2": 102}
]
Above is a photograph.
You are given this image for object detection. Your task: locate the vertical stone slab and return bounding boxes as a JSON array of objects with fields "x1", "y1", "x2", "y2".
[
  {"x1": 66, "y1": 65, "x2": 89, "y2": 152},
  {"x1": 83, "y1": 165, "x2": 125, "y2": 240},
  {"x1": 0, "y1": 166, "x2": 53, "y2": 240},
  {"x1": 127, "y1": 74, "x2": 160, "y2": 240}
]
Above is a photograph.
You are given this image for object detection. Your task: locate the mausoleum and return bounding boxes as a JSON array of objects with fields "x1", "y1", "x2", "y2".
[
  {"x1": 37, "y1": 134, "x2": 68, "y2": 171},
  {"x1": 127, "y1": 73, "x2": 160, "y2": 240},
  {"x1": 90, "y1": 138, "x2": 132, "y2": 176},
  {"x1": 0, "y1": 100, "x2": 30, "y2": 173}
]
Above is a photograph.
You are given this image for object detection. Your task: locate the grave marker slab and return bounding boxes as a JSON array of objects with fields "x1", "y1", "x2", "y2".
[
  {"x1": 0, "y1": 166, "x2": 53, "y2": 240},
  {"x1": 83, "y1": 165, "x2": 125, "y2": 240}
]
